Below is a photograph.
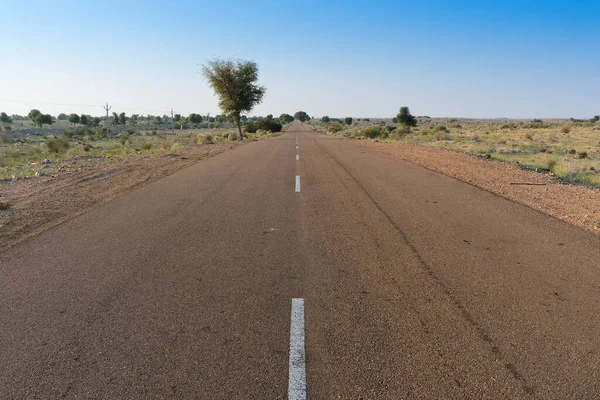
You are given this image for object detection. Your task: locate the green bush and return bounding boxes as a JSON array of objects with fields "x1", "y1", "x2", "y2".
[
  {"x1": 361, "y1": 126, "x2": 382, "y2": 138},
  {"x1": 46, "y1": 137, "x2": 70, "y2": 153},
  {"x1": 228, "y1": 132, "x2": 238, "y2": 141},
  {"x1": 119, "y1": 133, "x2": 130, "y2": 145},
  {"x1": 256, "y1": 119, "x2": 282, "y2": 132},
  {"x1": 327, "y1": 122, "x2": 343, "y2": 133},
  {"x1": 142, "y1": 142, "x2": 152, "y2": 151},
  {"x1": 245, "y1": 121, "x2": 257, "y2": 133}
]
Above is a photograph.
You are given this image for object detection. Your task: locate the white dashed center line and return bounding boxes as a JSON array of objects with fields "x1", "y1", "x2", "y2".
[
  {"x1": 288, "y1": 298, "x2": 306, "y2": 400},
  {"x1": 295, "y1": 176, "x2": 301, "y2": 192}
]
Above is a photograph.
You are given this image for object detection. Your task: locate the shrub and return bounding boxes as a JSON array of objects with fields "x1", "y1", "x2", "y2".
[
  {"x1": 3, "y1": 126, "x2": 11, "y2": 131},
  {"x1": 321, "y1": 116, "x2": 330, "y2": 123},
  {"x1": 560, "y1": 123, "x2": 571, "y2": 134},
  {"x1": 96, "y1": 127, "x2": 107, "y2": 140},
  {"x1": 46, "y1": 137, "x2": 70, "y2": 153},
  {"x1": 524, "y1": 132, "x2": 534, "y2": 140},
  {"x1": 119, "y1": 134, "x2": 130, "y2": 145},
  {"x1": 256, "y1": 119, "x2": 282, "y2": 132},
  {"x1": 63, "y1": 131, "x2": 74, "y2": 139},
  {"x1": 142, "y1": 142, "x2": 152, "y2": 151},
  {"x1": 0, "y1": 133, "x2": 8, "y2": 142},
  {"x1": 361, "y1": 126, "x2": 381, "y2": 138},
  {"x1": 344, "y1": 117, "x2": 353, "y2": 125},
  {"x1": 228, "y1": 131, "x2": 238, "y2": 141},
  {"x1": 245, "y1": 121, "x2": 257, "y2": 133},
  {"x1": 434, "y1": 125, "x2": 448, "y2": 133},
  {"x1": 434, "y1": 130, "x2": 450, "y2": 141},
  {"x1": 197, "y1": 134, "x2": 214, "y2": 144},
  {"x1": 327, "y1": 122, "x2": 343, "y2": 134},
  {"x1": 83, "y1": 144, "x2": 91, "y2": 152}
]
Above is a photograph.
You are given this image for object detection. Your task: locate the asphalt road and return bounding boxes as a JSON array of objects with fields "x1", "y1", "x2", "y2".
[{"x1": 2, "y1": 121, "x2": 600, "y2": 399}]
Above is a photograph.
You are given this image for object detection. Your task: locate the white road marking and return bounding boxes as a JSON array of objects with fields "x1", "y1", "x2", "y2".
[
  {"x1": 296, "y1": 146, "x2": 299, "y2": 149},
  {"x1": 295, "y1": 176, "x2": 301, "y2": 192},
  {"x1": 288, "y1": 298, "x2": 306, "y2": 400},
  {"x1": 296, "y1": 154, "x2": 299, "y2": 161}
]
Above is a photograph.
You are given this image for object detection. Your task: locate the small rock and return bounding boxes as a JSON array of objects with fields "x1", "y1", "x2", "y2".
[
  {"x1": 372, "y1": 139, "x2": 379, "y2": 142},
  {"x1": 43, "y1": 159, "x2": 53, "y2": 165}
]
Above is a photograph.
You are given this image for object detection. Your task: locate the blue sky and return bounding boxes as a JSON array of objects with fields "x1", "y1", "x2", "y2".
[{"x1": 1, "y1": 0, "x2": 599, "y2": 118}]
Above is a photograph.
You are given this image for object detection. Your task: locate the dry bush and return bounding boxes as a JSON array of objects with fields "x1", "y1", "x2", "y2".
[
  {"x1": 197, "y1": 134, "x2": 214, "y2": 144},
  {"x1": 561, "y1": 123, "x2": 571, "y2": 134},
  {"x1": 434, "y1": 130, "x2": 450, "y2": 141},
  {"x1": 46, "y1": 137, "x2": 70, "y2": 153}
]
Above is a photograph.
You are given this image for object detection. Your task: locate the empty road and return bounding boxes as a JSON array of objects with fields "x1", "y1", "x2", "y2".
[{"x1": 1, "y1": 121, "x2": 600, "y2": 399}]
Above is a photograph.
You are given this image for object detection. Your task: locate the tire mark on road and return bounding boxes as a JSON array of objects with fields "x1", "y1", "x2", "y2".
[{"x1": 312, "y1": 137, "x2": 536, "y2": 397}]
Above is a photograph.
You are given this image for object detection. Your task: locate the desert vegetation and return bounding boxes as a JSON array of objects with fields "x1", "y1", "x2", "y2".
[{"x1": 309, "y1": 111, "x2": 600, "y2": 187}]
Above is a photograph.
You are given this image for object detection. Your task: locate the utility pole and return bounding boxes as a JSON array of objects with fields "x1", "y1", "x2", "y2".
[
  {"x1": 103, "y1": 102, "x2": 111, "y2": 140},
  {"x1": 169, "y1": 108, "x2": 174, "y2": 135}
]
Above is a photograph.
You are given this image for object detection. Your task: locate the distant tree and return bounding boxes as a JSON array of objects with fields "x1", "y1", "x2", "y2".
[
  {"x1": 321, "y1": 115, "x2": 330, "y2": 123},
  {"x1": 130, "y1": 114, "x2": 139, "y2": 124},
  {"x1": 28, "y1": 109, "x2": 42, "y2": 126},
  {"x1": 294, "y1": 111, "x2": 309, "y2": 122},
  {"x1": 155, "y1": 116, "x2": 163, "y2": 124},
  {"x1": 266, "y1": 114, "x2": 273, "y2": 120},
  {"x1": 344, "y1": 117, "x2": 353, "y2": 125},
  {"x1": 392, "y1": 117, "x2": 398, "y2": 123},
  {"x1": 202, "y1": 58, "x2": 266, "y2": 140},
  {"x1": 80, "y1": 114, "x2": 88, "y2": 126},
  {"x1": 397, "y1": 106, "x2": 417, "y2": 127},
  {"x1": 215, "y1": 114, "x2": 225, "y2": 123},
  {"x1": 68, "y1": 113, "x2": 80, "y2": 126},
  {"x1": 41, "y1": 114, "x2": 53, "y2": 126},
  {"x1": 188, "y1": 113, "x2": 203, "y2": 124},
  {"x1": 241, "y1": 115, "x2": 248, "y2": 122},
  {"x1": 57, "y1": 113, "x2": 68, "y2": 121},
  {"x1": 0, "y1": 112, "x2": 11, "y2": 123},
  {"x1": 118, "y1": 112, "x2": 126, "y2": 125},
  {"x1": 91, "y1": 117, "x2": 101, "y2": 127},
  {"x1": 112, "y1": 112, "x2": 119, "y2": 125},
  {"x1": 594, "y1": 115, "x2": 600, "y2": 122},
  {"x1": 174, "y1": 114, "x2": 181, "y2": 122},
  {"x1": 280, "y1": 113, "x2": 294, "y2": 123}
]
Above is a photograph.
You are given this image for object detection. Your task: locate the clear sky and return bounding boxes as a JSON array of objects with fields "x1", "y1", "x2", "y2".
[{"x1": 1, "y1": 0, "x2": 599, "y2": 119}]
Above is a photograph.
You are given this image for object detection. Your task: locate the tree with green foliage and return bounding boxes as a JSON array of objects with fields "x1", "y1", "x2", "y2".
[
  {"x1": 174, "y1": 114, "x2": 181, "y2": 122},
  {"x1": 80, "y1": 114, "x2": 88, "y2": 126},
  {"x1": 294, "y1": 111, "x2": 309, "y2": 122},
  {"x1": 68, "y1": 113, "x2": 80, "y2": 126},
  {"x1": 202, "y1": 58, "x2": 266, "y2": 140},
  {"x1": 266, "y1": 114, "x2": 273, "y2": 120},
  {"x1": 392, "y1": 117, "x2": 398, "y2": 123},
  {"x1": 397, "y1": 106, "x2": 417, "y2": 127},
  {"x1": 593, "y1": 115, "x2": 600, "y2": 122},
  {"x1": 112, "y1": 112, "x2": 119, "y2": 125},
  {"x1": 0, "y1": 112, "x2": 12, "y2": 123},
  {"x1": 280, "y1": 113, "x2": 294, "y2": 123},
  {"x1": 28, "y1": 109, "x2": 42, "y2": 126},
  {"x1": 57, "y1": 113, "x2": 67, "y2": 121},
  {"x1": 321, "y1": 115, "x2": 330, "y2": 123},
  {"x1": 188, "y1": 113, "x2": 203, "y2": 123},
  {"x1": 118, "y1": 112, "x2": 126, "y2": 125},
  {"x1": 155, "y1": 116, "x2": 163, "y2": 124},
  {"x1": 345, "y1": 117, "x2": 353, "y2": 125},
  {"x1": 130, "y1": 114, "x2": 139, "y2": 125},
  {"x1": 41, "y1": 114, "x2": 53, "y2": 127},
  {"x1": 91, "y1": 117, "x2": 101, "y2": 127}
]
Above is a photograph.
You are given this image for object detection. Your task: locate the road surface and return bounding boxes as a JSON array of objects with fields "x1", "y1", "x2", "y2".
[{"x1": 1, "y1": 121, "x2": 600, "y2": 399}]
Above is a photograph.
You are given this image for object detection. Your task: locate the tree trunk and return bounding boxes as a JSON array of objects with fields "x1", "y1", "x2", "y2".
[{"x1": 236, "y1": 114, "x2": 244, "y2": 140}]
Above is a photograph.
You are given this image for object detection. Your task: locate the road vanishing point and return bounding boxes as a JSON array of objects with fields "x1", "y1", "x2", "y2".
[{"x1": 2, "y1": 121, "x2": 600, "y2": 399}]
